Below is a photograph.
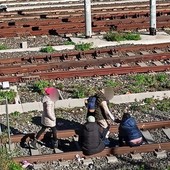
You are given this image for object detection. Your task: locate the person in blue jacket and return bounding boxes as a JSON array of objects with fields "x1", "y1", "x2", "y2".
[{"x1": 118, "y1": 112, "x2": 143, "y2": 147}]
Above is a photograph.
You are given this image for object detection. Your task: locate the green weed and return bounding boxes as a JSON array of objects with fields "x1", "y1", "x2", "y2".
[
  {"x1": 40, "y1": 46, "x2": 55, "y2": 53},
  {"x1": 0, "y1": 44, "x2": 8, "y2": 50},
  {"x1": 75, "y1": 42, "x2": 93, "y2": 51},
  {"x1": 33, "y1": 80, "x2": 52, "y2": 94},
  {"x1": 104, "y1": 32, "x2": 141, "y2": 41}
]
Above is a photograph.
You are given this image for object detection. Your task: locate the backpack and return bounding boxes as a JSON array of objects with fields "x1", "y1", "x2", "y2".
[{"x1": 87, "y1": 96, "x2": 96, "y2": 112}]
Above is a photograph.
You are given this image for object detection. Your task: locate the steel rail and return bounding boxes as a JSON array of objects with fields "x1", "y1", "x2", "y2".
[
  {"x1": 7, "y1": 121, "x2": 170, "y2": 143},
  {"x1": 13, "y1": 142, "x2": 170, "y2": 163}
]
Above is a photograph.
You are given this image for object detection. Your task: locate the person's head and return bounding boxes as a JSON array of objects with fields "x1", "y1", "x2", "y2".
[
  {"x1": 122, "y1": 113, "x2": 131, "y2": 121},
  {"x1": 96, "y1": 87, "x2": 114, "y2": 100},
  {"x1": 87, "y1": 116, "x2": 95, "y2": 123},
  {"x1": 44, "y1": 87, "x2": 59, "y2": 102}
]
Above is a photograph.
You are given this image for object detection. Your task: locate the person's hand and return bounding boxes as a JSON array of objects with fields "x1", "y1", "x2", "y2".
[{"x1": 114, "y1": 118, "x2": 121, "y2": 123}]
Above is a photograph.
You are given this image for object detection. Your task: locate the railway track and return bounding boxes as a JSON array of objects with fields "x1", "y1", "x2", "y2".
[
  {"x1": 0, "y1": 2, "x2": 169, "y2": 37},
  {"x1": 2, "y1": 120, "x2": 169, "y2": 163},
  {"x1": 0, "y1": 43, "x2": 170, "y2": 82}
]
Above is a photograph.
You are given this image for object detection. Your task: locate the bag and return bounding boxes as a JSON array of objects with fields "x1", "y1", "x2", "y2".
[{"x1": 87, "y1": 96, "x2": 96, "y2": 113}]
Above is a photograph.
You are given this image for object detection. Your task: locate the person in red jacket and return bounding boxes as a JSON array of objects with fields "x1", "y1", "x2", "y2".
[{"x1": 30, "y1": 87, "x2": 59, "y2": 149}]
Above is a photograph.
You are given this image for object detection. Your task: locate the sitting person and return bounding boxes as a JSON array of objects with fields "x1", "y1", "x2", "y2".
[
  {"x1": 79, "y1": 116, "x2": 105, "y2": 155},
  {"x1": 118, "y1": 112, "x2": 143, "y2": 147}
]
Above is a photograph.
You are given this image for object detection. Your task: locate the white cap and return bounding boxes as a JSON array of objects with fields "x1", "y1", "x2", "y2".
[{"x1": 87, "y1": 116, "x2": 95, "y2": 123}]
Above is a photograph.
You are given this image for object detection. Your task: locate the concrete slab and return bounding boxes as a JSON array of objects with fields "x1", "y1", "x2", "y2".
[
  {"x1": 162, "y1": 128, "x2": 170, "y2": 140},
  {"x1": 130, "y1": 153, "x2": 142, "y2": 160},
  {"x1": 141, "y1": 130, "x2": 154, "y2": 144},
  {"x1": 83, "y1": 158, "x2": 93, "y2": 166},
  {"x1": 0, "y1": 91, "x2": 170, "y2": 114},
  {"x1": 152, "y1": 61, "x2": 164, "y2": 66},
  {"x1": 154, "y1": 150, "x2": 167, "y2": 159},
  {"x1": 137, "y1": 62, "x2": 148, "y2": 67},
  {"x1": 58, "y1": 161, "x2": 70, "y2": 167},
  {"x1": 106, "y1": 156, "x2": 118, "y2": 163}
]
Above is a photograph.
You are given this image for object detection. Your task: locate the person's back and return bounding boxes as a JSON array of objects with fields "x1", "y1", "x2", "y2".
[
  {"x1": 119, "y1": 113, "x2": 143, "y2": 147},
  {"x1": 80, "y1": 116, "x2": 105, "y2": 155}
]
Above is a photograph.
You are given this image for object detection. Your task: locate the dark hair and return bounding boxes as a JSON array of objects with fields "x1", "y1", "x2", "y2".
[{"x1": 122, "y1": 113, "x2": 131, "y2": 121}]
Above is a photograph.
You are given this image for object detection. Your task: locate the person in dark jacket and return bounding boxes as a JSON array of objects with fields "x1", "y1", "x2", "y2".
[
  {"x1": 79, "y1": 116, "x2": 105, "y2": 155},
  {"x1": 118, "y1": 113, "x2": 143, "y2": 147}
]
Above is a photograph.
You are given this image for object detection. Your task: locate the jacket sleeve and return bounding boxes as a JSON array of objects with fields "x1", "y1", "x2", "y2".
[
  {"x1": 100, "y1": 101, "x2": 115, "y2": 121},
  {"x1": 45, "y1": 102, "x2": 55, "y2": 121}
]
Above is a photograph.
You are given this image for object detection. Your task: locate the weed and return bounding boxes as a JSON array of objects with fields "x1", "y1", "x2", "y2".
[
  {"x1": 156, "y1": 98, "x2": 170, "y2": 112},
  {"x1": 0, "y1": 44, "x2": 8, "y2": 50},
  {"x1": 75, "y1": 42, "x2": 93, "y2": 51},
  {"x1": 10, "y1": 111, "x2": 21, "y2": 118},
  {"x1": 0, "y1": 90, "x2": 16, "y2": 103},
  {"x1": 104, "y1": 32, "x2": 141, "y2": 41},
  {"x1": 33, "y1": 80, "x2": 52, "y2": 94},
  {"x1": 104, "y1": 79, "x2": 120, "y2": 88},
  {"x1": 143, "y1": 98, "x2": 155, "y2": 105},
  {"x1": 40, "y1": 46, "x2": 55, "y2": 53},
  {"x1": 64, "y1": 40, "x2": 75, "y2": 45}
]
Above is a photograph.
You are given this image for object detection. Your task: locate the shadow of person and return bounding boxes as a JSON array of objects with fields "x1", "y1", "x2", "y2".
[
  {"x1": 31, "y1": 116, "x2": 41, "y2": 126},
  {"x1": 56, "y1": 117, "x2": 82, "y2": 130},
  {"x1": 0, "y1": 123, "x2": 22, "y2": 135}
]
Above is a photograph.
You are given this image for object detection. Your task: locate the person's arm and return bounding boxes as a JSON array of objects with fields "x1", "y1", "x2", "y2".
[
  {"x1": 100, "y1": 101, "x2": 115, "y2": 121},
  {"x1": 45, "y1": 102, "x2": 55, "y2": 121}
]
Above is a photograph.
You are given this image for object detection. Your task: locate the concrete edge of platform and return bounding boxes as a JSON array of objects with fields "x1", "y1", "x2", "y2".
[{"x1": 0, "y1": 90, "x2": 169, "y2": 115}]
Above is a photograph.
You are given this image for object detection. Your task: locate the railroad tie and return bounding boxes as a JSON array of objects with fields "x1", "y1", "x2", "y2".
[
  {"x1": 152, "y1": 61, "x2": 164, "y2": 66},
  {"x1": 130, "y1": 153, "x2": 142, "y2": 160},
  {"x1": 141, "y1": 130, "x2": 155, "y2": 144},
  {"x1": 162, "y1": 128, "x2": 170, "y2": 140},
  {"x1": 137, "y1": 62, "x2": 148, "y2": 67}
]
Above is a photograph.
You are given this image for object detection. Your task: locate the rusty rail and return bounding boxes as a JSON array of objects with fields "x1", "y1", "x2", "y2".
[{"x1": 8, "y1": 120, "x2": 170, "y2": 143}]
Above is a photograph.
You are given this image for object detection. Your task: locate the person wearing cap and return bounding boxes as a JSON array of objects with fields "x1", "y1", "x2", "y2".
[
  {"x1": 118, "y1": 112, "x2": 143, "y2": 147},
  {"x1": 79, "y1": 116, "x2": 105, "y2": 155},
  {"x1": 85, "y1": 88, "x2": 115, "y2": 145},
  {"x1": 30, "y1": 87, "x2": 59, "y2": 149}
]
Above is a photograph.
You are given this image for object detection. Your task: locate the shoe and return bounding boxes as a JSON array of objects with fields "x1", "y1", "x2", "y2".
[
  {"x1": 103, "y1": 138, "x2": 110, "y2": 146},
  {"x1": 53, "y1": 140, "x2": 58, "y2": 148},
  {"x1": 29, "y1": 140, "x2": 38, "y2": 149}
]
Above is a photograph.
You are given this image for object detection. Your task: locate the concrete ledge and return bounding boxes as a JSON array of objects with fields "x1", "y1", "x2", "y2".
[
  {"x1": 0, "y1": 91, "x2": 170, "y2": 115},
  {"x1": 0, "y1": 45, "x2": 74, "y2": 53}
]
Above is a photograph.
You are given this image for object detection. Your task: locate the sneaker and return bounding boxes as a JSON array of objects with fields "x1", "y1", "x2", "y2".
[
  {"x1": 52, "y1": 140, "x2": 58, "y2": 148},
  {"x1": 29, "y1": 140, "x2": 38, "y2": 149},
  {"x1": 103, "y1": 138, "x2": 110, "y2": 146}
]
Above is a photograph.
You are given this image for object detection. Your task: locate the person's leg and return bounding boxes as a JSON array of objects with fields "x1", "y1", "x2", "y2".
[
  {"x1": 30, "y1": 126, "x2": 46, "y2": 149},
  {"x1": 35, "y1": 126, "x2": 46, "y2": 140},
  {"x1": 51, "y1": 126, "x2": 58, "y2": 148}
]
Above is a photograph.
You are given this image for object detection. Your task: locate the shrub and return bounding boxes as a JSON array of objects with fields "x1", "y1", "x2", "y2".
[
  {"x1": 0, "y1": 147, "x2": 23, "y2": 170},
  {"x1": 0, "y1": 44, "x2": 8, "y2": 50},
  {"x1": 40, "y1": 46, "x2": 55, "y2": 53},
  {"x1": 0, "y1": 90, "x2": 16, "y2": 103},
  {"x1": 75, "y1": 42, "x2": 93, "y2": 51},
  {"x1": 104, "y1": 32, "x2": 141, "y2": 41},
  {"x1": 33, "y1": 80, "x2": 52, "y2": 94}
]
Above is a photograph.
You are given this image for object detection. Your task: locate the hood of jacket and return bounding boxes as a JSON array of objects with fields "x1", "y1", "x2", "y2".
[
  {"x1": 42, "y1": 95, "x2": 51, "y2": 103},
  {"x1": 122, "y1": 117, "x2": 136, "y2": 127},
  {"x1": 84, "y1": 122, "x2": 97, "y2": 132}
]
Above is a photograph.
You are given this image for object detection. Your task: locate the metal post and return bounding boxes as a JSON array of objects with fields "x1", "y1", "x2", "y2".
[
  {"x1": 6, "y1": 97, "x2": 11, "y2": 151},
  {"x1": 150, "y1": 0, "x2": 156, "y2": 35},
  {"x1": 84, "y1": 0, "x2": 92, "y2": 38}
]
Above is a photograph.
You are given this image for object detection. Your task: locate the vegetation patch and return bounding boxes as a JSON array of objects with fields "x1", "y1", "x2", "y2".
[
  {"x1": 0, "y1": 44, "x2": 8, "y2": 50},
  {"x1": 0, "y1": 147, "x2": 23, "y2": 170},
  {"x1": 75, "y1": 42, "x2": 93, "y2": 51},
  {"x1": 0, "y1": 90, "x2": 16, "y2": 104},
  {"x1": 104, "y1": 32, "x2": 141, "y2": 41},
  {"x1": 32, "y1": 80, "x2": 52, "y2": 94},
  {"x1": 40, "y1": 46, "x2": 55, "y2": 53}
]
